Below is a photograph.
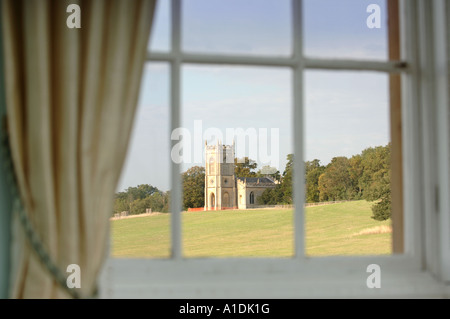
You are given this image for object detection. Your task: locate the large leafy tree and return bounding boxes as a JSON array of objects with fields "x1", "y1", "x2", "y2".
[
  {"x1": 348, "y1": 154, "x2": 364, "y2": 199},
  {"x1": 359, "y1": 144, "x2": 391, "y2": 220},
  {"x1": 318, "y1": 156, "x2": 353, "y2": 201},
  {"x1": 305, "y1": 159, "x2": 325, "y2": 203},
  {"x1": 182, "y1": 166, "x2": 205, "y2": 210},
  {"x1": 257, "y1": 154, "x2": 293, "y2": 205},
  {"x1": 234, "y1": 157, "x2": 258, "y2": 177},
  {"x1": 257, "y1": 186, "x2": 283, "y2": 205}
]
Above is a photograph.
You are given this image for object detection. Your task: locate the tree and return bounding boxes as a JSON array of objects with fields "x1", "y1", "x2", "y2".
[
  {"x1": 113, "y1": 194, "x2": 129, "y2": 214},
  {"x1": 234, "y1": 157, "x2": 258, "y2": 177},
  {"x1": 279, "y1": 154, "x2": 293, "y2": 204},
  {"x1": 130, "y1": 197, "x2": 150, "y2": 215},
  {"x1": 305, "y1": 159, "x2": 325, "y2": 203},
  {"x1": 359, "y1": 144, "x2": 391, "y2": 220},
  {"x1": 257, "y1": 187, "x2": 282, "y2": 205},
  {"x1": 318, "y1": 157, "x2": 352, "y2": 201},
  {"x1": 256, "y1": 165, "x2": 281, "y2": 182},
  {"x1": 371, "y1": 195, "x2": 391, "y2": 221},
  {"x1": 348, "y1": 154, "x2": 364, "y2": 199},
  {"x1": 113, "y1": 184, "x2": 169, "y2": 215},
  {"x1": 129, "y1": 191, "x2": 169, "y2": 215},
  {"x1": 257, "y1": 154, "x2": 293, "y2": 205},
  {"x1": 182, "y1": 166, "x2": 205, "y2": 210},
  {"x1": 135, "y1": 184, "x2": 159, "y2": 199}
]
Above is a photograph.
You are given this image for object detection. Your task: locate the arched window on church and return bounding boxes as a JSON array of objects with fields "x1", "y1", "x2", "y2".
[
  {"x1": 210, "y1": 193, "x2": 215, "y2": 208},
  {"x1": 223, "y1": 192, "x2": 229, "y2": 208},
  {"x1": 209, "y1": 157, "x2": 215, "y2": 175},
  {"x1": 249, "y1": 192, "x2": 254, "y2": 205}
]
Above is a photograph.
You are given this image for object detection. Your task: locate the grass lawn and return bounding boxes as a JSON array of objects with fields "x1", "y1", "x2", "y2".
[
  {"x1": 305, "y1": 200, "x2": 391, "y2": 256},
  {"x1": 111, "y1": 200, "x2": 391, "y2": 258}
]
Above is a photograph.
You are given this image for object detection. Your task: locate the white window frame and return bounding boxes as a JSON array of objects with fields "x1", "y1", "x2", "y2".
[{"x1": 99, "y1": 0, "x2": 450, "y2": 298}]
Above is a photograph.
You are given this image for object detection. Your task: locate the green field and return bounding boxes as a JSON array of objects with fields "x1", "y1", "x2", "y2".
[{"x1": 111, "y1": 200, "x2": 392, "y2": 258}]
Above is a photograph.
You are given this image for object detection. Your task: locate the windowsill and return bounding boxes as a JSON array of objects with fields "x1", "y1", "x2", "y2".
[{"x1": 99, "y1": 255, "x2": 450, "y2": 298}]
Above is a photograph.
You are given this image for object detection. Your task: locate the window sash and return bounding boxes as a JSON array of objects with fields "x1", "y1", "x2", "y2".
[{"x1": 155, "y1": 0, "x2": 407, "y2": 261}]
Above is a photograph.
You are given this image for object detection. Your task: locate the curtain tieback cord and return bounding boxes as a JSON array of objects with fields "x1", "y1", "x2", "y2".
[{"x1": 0, "y1": 115, "x2": 96, "y2": 299}]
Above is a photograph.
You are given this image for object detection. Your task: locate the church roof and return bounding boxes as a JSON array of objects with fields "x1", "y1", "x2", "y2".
[{"x1": 237, "y1": 177, "x2": 276, "y2": 187}]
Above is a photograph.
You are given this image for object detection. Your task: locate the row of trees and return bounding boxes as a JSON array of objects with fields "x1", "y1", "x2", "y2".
[
  {"x1": 113, "y1": 184, "x2": 169, "y2": 215},
  {"x1": 316, "y1": 144, "x2": 391, "y2": 221},
  {"x1": 258, "y1": 144, "x2": 391, "y2": 221},
  {"x1": 114, "y1": 144, "x2": 391, "y2": 221}
]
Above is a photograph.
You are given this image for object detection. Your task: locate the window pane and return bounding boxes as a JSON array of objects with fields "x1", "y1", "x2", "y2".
[
  {"x1": 304, "y1": 70, "x2": 392, "y2": 256},
  {"x1": 182, "y1": 0, "x2": 292, "y2": 56},
  {"x1": 303, "y1": 0, "x2": 388, "y2": 60},
  {"x1": 148, "y1": 0, "x2": 170, "y2": 52},
  {"x1": 112, "y1": 63, "x2": 171, "y2": 258},
  {"x1": 181, "y1": 65, "x2": 294, "y2": 257}
]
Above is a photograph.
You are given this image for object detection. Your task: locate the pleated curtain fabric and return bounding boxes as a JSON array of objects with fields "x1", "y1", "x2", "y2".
[{"x1": 1, "y1": 0, "x2": 155, "y2": 298}]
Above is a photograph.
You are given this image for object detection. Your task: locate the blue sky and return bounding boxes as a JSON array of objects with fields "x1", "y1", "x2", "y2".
[{"x1": 117, "y1": 0, "x2": 389, "y2": 192}]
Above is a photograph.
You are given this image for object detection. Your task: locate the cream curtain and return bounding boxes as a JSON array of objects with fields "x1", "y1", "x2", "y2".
[{"x1": 1, "y1": 0, "x2": 156, "y2": 298}]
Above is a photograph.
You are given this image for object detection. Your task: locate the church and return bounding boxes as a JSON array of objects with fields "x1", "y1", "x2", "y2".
[{"x1": 204, "y1": 140, "x2": 276, "y2": 210}]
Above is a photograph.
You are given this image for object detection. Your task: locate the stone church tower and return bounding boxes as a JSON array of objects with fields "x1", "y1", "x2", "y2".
[{"x1": 204, "y1": 140, "x2": 237, "y2": 210}]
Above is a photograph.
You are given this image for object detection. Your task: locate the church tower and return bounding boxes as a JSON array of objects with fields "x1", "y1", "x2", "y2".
[{"x1": 204, "y1": 140, "x2": 237, "y2": 210}]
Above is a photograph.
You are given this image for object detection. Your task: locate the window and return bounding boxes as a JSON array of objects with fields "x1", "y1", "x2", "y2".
[
  {"x1": 208, "y1": 157, "x2": 215, "y2": 175},
  {"x1": 210, "y1": 193, "x2": 215, "y2": 208},
  {"x1": 249, "y1": 191, "x2": 255, "y2": 205},
  {"x1": 223, "y1": 192, "x2": 230, "y2": 208},
  {"x1": 100, "y1": 0, "x2": 450, "y2": 298}
]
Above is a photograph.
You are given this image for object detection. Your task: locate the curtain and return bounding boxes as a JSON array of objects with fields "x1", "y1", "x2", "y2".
[{"x1": 1, "y1": 0, "x2": 156, "y2": 298}]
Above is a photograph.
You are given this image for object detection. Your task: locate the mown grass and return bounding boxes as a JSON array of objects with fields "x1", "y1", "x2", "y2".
[
  {"x1": 305, "y1": 200, "x2": 391, "y2": 256},
  {"x1": 111, "y1": 200, "x2": 391, "y2": 258}
]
